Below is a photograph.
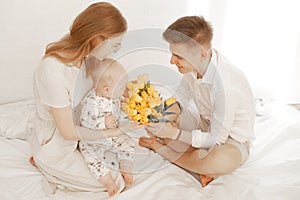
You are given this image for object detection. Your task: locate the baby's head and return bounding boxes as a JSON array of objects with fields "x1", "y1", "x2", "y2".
[{"x1": 86, "y1": 56, "x2": 128, "y2": 99}]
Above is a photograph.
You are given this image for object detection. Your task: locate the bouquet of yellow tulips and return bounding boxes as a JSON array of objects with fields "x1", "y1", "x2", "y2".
[{"x1": 122, "y1": 74, "x2": 177, "y2": 124}]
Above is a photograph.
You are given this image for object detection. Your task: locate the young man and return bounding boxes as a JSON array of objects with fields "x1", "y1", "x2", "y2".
[{"x1": 139, "y1": 16, "x2": 255, "y2": 187}]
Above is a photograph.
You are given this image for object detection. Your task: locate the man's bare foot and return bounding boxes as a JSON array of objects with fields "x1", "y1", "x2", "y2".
[
  {"x1": 29, "y1": 156, "x2": 37, "y2": 167},
  {"x1": 138, "y1": 136, "x2": 166, "y2": 152},
  {"x1": 99, "y1": 173, "x2": 119, "y2": 196},
  {"x1": 199, "y1": 174, "x2": 214, "y2": 187}
]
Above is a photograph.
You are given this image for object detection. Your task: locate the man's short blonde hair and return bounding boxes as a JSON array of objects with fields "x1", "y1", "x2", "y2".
[{"x1": 163, "y1": 16, "x2": 213, "y2": 49}]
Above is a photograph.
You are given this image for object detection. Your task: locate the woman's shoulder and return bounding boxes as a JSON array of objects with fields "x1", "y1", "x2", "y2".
[{"x1": 36, "y1": 56, "x2": 65, "y2": 75}]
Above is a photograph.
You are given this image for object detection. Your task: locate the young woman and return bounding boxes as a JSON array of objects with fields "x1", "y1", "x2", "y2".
[{"x1": 30, "y1": 2, "x2": 130, "y2": 196}]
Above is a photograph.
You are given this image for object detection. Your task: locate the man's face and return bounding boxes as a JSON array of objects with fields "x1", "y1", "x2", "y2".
[{"x1": 169, "y1": 42, "x2": 202, "y2": 74}]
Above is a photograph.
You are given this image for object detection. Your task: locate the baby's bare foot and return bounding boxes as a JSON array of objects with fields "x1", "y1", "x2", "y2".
[
  {"x1": 98, "y1": 173, "x2": 119, "y2": 196},
  {"x1": 119, "y1": 160, "x2": 134, "y2": 185},
  {"x1": 122, "y1": 172, "x2": 133, "y2": 185}
]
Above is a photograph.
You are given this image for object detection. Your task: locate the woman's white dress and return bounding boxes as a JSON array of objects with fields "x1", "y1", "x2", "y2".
[{"x1": 31, "y1": 57, "x2": 124, "y2": 196}]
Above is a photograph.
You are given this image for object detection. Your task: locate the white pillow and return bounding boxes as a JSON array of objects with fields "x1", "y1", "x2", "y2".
[{"x1": 0, "y1": 99, "x2": 35, "y2": 140}]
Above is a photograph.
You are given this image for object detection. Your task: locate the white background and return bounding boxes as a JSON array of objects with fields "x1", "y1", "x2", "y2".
[{"x1": 0, "y1": 0, "x2": 299, "y2": 104}]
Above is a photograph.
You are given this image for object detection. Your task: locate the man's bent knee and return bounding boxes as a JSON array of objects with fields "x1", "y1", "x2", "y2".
[{"x1": 202, "y1": 144, "x2": 242, "y2": 175}]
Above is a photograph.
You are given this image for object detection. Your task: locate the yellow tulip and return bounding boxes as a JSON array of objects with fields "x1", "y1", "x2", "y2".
[
  {"x1": 140, "y1": 100, "x2": 147, "y2": 108},
  {"x1": 126, "y1": 82, "x2": 135, "y2": 90},
  {"x1": 138, "y1": 83, "x2": 145, "y2": 90},
  {"x1": 132, "y1": 114, "x2": 142, "y2": 121},
  {"x1": 141, "y1": 91, "x2": 148, "y2": 98},
  {"x1": 152, "y1": 91, "x2": 159, "y2": 99},
  {"x1": 140, "y1": 108, "x2": 151, "y2": 117},
  {"x1": 128, "y1": 100, "x2": 136, "y2": 109},
  {"x1": 140, "y1": 117, "x2": 149, "y2": 124},
  {"x1": 121, "y1": 103, "x2": 129, "y2": 113},
  {"x1": 137, "y1": 74, "x2": 148, "y2": 84},
  {"x1": 152, "y1": 98, "x2": 161, "y2": 106},
  {"x1": 166, "y1": 97, "x2": 176, "y2": 106},
  {"x1": 133, "y1": 93, "x2": 143, "y2": 103},
  {"x1": 147, "y1": 85, "x2": 155, "y2": 94},
  {"x1": 135, "y1": 104, "x2": 143, "y2": 113},
  {"x1": 128, "y1": 109, "x2": 137, "y2": 116},
  {"x1": 149, "y1": 101, "x2": 156, "y2": 108}
]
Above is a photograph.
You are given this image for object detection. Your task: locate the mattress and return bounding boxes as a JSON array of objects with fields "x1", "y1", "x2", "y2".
[{"x1": 0, "y1": 99, "x2": 300, "y2": 199}]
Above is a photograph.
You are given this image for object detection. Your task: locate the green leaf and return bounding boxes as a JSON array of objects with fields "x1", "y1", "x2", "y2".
[
  {"x1": 162, "y1": 111, "x2": 177, "y2": 116},
  {"x1": 149, "y1": 117, "x2": 159, "y2": 123},
  {"x1": 158, "y1": 118, "x2": 171, "y2": 123},
  {"x1": 154, "y1": 104, "x2": 163, "y2": 112}
]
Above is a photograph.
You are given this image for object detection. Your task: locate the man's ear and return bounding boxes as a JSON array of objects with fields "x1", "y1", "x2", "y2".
[{"x1": 200, "y1": 49, "x2": 208, "y2": 61}]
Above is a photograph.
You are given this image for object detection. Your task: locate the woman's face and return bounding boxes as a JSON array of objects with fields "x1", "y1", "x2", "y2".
[{"x1": 89, "y1": 33, "x2": 125, "y2": 60}]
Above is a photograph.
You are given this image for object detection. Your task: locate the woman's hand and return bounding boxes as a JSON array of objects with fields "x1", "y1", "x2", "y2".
[
  {"x1": 145, "y1": 122, "x2": 180, "y2": 140},
  {"x1": 119, "y1": 120, "x2": 140, "y2": 134}
]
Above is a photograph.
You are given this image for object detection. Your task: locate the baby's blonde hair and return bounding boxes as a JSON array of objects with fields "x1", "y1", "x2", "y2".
[{"x1": 85, "y1": 56, "x2": 125, "y2": 88}]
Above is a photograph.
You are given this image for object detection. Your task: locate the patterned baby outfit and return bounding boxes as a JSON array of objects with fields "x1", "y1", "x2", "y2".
[{"x1": 79, "y1": 90, "x2": 135, "y2": 179}]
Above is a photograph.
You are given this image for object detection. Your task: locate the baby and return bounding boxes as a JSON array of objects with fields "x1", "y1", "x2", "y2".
[{"x1": 79, "y1": 57, "x2": 135, "y2": 196}]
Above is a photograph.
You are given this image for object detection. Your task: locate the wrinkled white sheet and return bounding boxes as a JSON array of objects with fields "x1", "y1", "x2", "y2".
[{"x1": 0, "y1": 100, "x2": 300, "y2": 200}]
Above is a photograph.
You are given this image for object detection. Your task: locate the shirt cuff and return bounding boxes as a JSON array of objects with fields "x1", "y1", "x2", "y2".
[{"x1": 191, "y1": 130, "x2": 217, "y2": 149}]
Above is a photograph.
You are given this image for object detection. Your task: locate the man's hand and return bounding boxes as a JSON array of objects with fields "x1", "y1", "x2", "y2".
[{"x1": 119, "y1": 120, "x2": 140, "y2": 134}]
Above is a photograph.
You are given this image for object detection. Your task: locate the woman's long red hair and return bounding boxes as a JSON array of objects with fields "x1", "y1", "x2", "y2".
[{"x1": 45, "y1": 2, "x2": 127, "y2": 65}]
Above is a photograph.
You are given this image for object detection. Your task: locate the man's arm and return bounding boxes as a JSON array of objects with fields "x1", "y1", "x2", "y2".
[{"x1": 189, "y1": 89, "x2": 241, "y2": 148}]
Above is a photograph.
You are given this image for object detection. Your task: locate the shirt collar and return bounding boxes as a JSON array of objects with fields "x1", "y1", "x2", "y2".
[{"x1": 192, "y1": 49, "x2": 218, "y2": 85}]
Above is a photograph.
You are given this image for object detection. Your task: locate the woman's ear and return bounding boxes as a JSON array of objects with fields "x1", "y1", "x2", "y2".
[{"x1": 90, "y1": 35, "x2": 105, "y2": 50}]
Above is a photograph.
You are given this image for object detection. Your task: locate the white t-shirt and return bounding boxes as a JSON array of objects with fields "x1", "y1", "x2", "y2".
[{"x1": 33, "y1": 57, "x2": 80, "y2": 121}]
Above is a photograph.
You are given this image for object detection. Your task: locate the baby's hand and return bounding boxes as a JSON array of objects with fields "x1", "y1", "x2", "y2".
[{"x1": 105, "y1": 114, "x2": 117, "y2": 129}]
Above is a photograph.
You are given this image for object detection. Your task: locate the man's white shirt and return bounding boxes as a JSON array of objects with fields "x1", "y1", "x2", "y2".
[{"x1": 176, "y1": 50, "x2": 255, "y2": 148}]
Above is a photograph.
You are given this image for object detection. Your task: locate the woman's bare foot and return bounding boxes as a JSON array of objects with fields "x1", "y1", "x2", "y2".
[
  {"x1": 29, "y1": 156, "x2": 37, "y2": 167},
  {"x1": 199, "y1": 174, "x2": 214, "y2": 187},
  {"x1": 99, "y1": 173, "x2": 119, "y2": 196}
]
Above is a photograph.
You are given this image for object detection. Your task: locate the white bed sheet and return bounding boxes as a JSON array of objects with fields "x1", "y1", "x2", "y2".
[{"x1": 0, "y1": 100, "x2": 300, "y2": 200}]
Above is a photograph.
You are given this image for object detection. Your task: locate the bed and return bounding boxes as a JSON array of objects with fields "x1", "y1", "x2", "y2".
[{"x1": 0, "y1": 97, "x2": 300, "y2": 200}]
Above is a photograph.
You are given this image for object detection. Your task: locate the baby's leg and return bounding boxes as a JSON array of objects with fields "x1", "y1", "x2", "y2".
[
  {"x1": 113, "y1": 135, "x2": 135, "y2": 185},
  {"x1": 79, "y1": 142, "x2": 119, "y2": 196},
  {"x1": 119, "y1": 159, "x2": 133, "y2": 185}
]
